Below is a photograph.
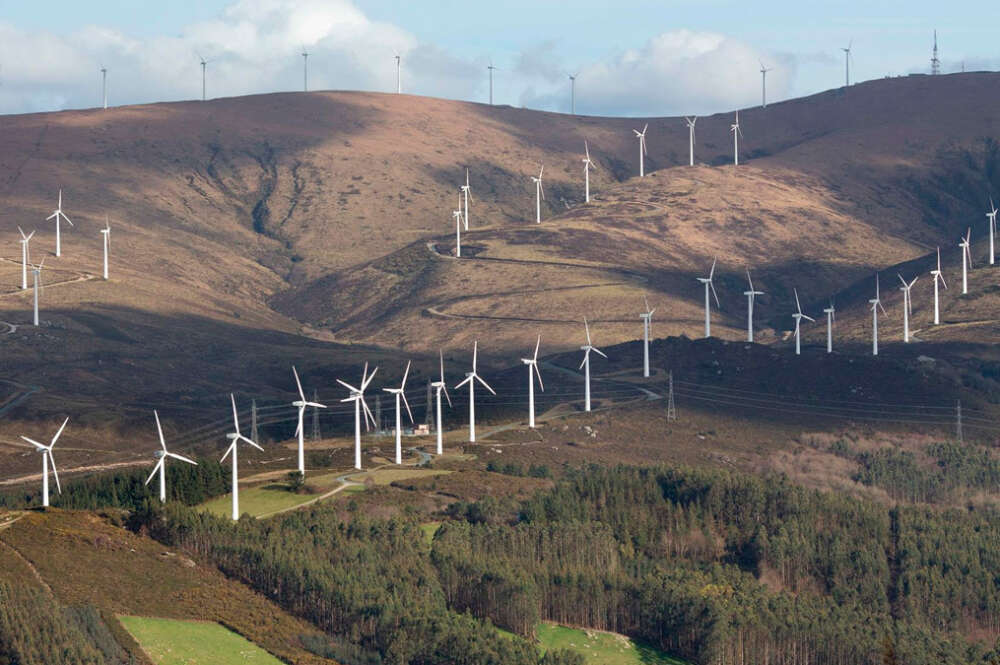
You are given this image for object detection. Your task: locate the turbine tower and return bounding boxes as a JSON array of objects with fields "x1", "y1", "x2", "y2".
[
  {"x1": 568, "y1": 73, "x2": 577, "y2": 114},
  {"x1": 579, "y1": 318, "x2": 607, "y2": 412},
  {"x1": 582, "y1": 141, "x2": 597, "y2": 203},
  {"x1": 197, "y1": 52, "x2": 211, "y2": 101},
  {"x1": 455, "y1": 341, "x2": 495, "y2": 442},
  {"x1": 31, "y1": 260, "x2": 43, "y2": 326},
  {"x1": 453, "y1": 205, "x2": 463, "y2": 257},
  {"x1": 685, "y1": 117, "x2": 697, "y2": 166},
  {"x1": 986, "y1": 197, "x2": 997, "y2": 265},
  {"x1": 46, "y1": 190, "x2": 73, "y2": 257},
  {"x1": 100, "y1": 65, "x2": 108, "y2": 110},
  {"x1": 395, "y1": 53, "x2": 401, "y2": 94},
  {"x1": 338, "y1": 363, "x2": 378, "y2": 470},
  {"x1": 487, "y1": 61, "x2": 497, "y2": 105},
  {"x1": 930, "y1": 246, "x2": 947, "y2": 325},
  {"x1": 100, "y1": 218, "x2": 110, "y2": 280},
  {"x1": 823, "y1": 301, "x2": 835, "y2": 353},
  {"x1": 791, "y1": 289, "x2": 814, "y2": 356},
  {"x1": 898, "y1": 274, "x2": 919, "y2": 343},
  {"x1": 640, "y1": 296, "x2": 655, "y2": 377},
  {"x1": 633, "y1": 123, "x2": 649, "y2": 177},
  {"x1": 521, "y1": 336, "x2": 544, "y2": 427},
  {"x1": 20, "y1": 418, "x2": 67, "y2": 508},
  {"x1": 869, "y1": 274, "x2": 886, "y2": 356},
  {"x1": 144, "y1": 410, "x2": 197, "y2": 503},
  {"x1": 730, "y1": 112, "x2": 744, "y2": 166},
  {"x1": 959, "y1": 228, "x2": 972, "y2": 294},
  {"x1": 430, "y1": 351, "x2": 451, "y2": 455},
  {"x1": 221, "y1": 394, "x2": 264, "y2": 520},
  {"x1": 841, "y1": 40, "x2": 853, "y2": 87},
  {"x1": 461, "y1": 168, "x2": 473, "y2": 230},
  {"x1": 743, "y1": 269, "x2": 764, "y2": 342},
  {"x1": 302, "y1": 47, "x2": 309, "y2": 92},
  {"x1": 759, "y1": 61, "x2": 772, "y2": 108},
  {"x1": 291, "y1": 366, "x2": 326, "y2": 475},
  {"x1": 383, "y1": 361, "x2": 415, "y2": 465},
  {"x1": 17, "y1": 226, "x2": 34, "y2": 290},
  {"x1": 697, "y1": 257, "x2": 720, "y2": 338},
  {"x1": 531, "y1": 166, "x2": 545, "y2": 223}
]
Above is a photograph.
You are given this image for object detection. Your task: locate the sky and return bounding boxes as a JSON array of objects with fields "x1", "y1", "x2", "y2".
[{"x1": 0, "y1": 0, "x2": 995, "y2": 117}]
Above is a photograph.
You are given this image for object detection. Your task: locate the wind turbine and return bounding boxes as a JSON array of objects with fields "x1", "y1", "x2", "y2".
[
  {"x1": 633, "y1": 123, "x2": 649, "y2": 177},
  {"x1": 17, "y1": 226, "x2": 34, "y2": 290},
  {"x1": 959, "y1": 228, "x2": 972, "y2": 295},
  {"x1": 521, "y1": 336, "x2": 544, "y2": 427},
  {"x1": 685, "y1": 117, "x2": 697, "y2": 166},
  {"x1": 221, "y1": 394, "x2": 264, "y2": 521},
  {"x1": 899, "y1": 274, "x2": 919, "y2": 343},
  {"x1": 582, "y1": 141, "x2": 597, "y2": 203},
  {"x1": 291, "y1": 366, "x2": 326, "y2": 475},
  {"x1": 823, "y1": 301, "x2": 835, "y2": 353},
  {"x1": 302, "y1": 47, "x2": 309, "y2": 92},
  {"x1": 20, "y1": 418, "x2": 67, "y2": 508},
  {"x1": 579, "y1": 318, "x2": 607, "y2": 412},
  {"x1": 760, "y1": 61, "x2": 772, "y2": 108},
  {"x1": 461, "y1": 168, "x2": 473, "y2": 230},
  {"x1": 568, "y1": 73, "x2": 577, "y2": 114},
  {"x1": 869, "y1": 274, "x2": 886, "y2": 356},
  {"x1": 100, "y1": 217, "x2": 110, "y2": 280},
  {"x1": 394, "y1": 53, "x2": 401, "y2": 94},
  {"x1": 197, "y1": 52, "x2": 212, "y2": 101},
  {"x1": 144, "y1": 410, "x2": 197, "y2": 503},
  {"x1": 987, "y1": 197, "x2": 997, "y2": 265},
  {"x1": 841, "y1": 40, "x2": 853, "y2": 87},
  {"x1": 100, "y1": 65, "x2": 107, "y2": 109},
  {"x1": 31, "y1": 259, "x2": 44, "y2": 326},
  {"x1": 743, "y1": 269, "x2": 764, "y2": 342},
  {"x1": 791, "y1": 289, "x2": 814, "y2": 355},
  {"x1": 640, "y1": 296, "x2": 655, "y2": 377},
  {"x1": 383, "y1": 361, "x2": 414, "y2": 465},
  {"x1": 430, "y1": 350, "x2": 451, "y2": 455},
  {"x1": 453, "y1": 204, "x2": 463, "y2": 257},
  {"x1": 730, "y1": 112, "x2": 744, "y2": 166},
  {"x1": 455, "y1": 341, "x2": 495, "y2": 443},
  {"x1": 46, "y1": 190, "x2": 73, "y2": 257},
  {"x1": 338, "y1": 363, "x2": 378, "y2": 470},
  {"x1": 487, "y1": 61, "x2": 497, "y2": 105},
  {"x1": 697, "y1": 257, "x2": 720, "y2": 338},
  {"x1": 531, "y1": 166, "x2": 545, "y2": 223},
  {"x1": 931, "y1": 247, "x2": 947, "y2": 325}
]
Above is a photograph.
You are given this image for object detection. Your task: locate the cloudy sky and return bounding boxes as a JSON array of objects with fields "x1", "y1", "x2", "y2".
[{"x1": 0, "y1": 0, "x2": 994, "y2": 117}]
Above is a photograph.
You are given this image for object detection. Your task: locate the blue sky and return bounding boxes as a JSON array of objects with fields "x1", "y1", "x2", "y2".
[{"x1": 0, "y1": 0, "x2": 993, "y2": 116}]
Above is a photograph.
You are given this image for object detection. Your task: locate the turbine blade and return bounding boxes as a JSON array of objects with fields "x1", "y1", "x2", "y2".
[
  {"x1": 293, "y1": 366, "x2": 305, "y2": 401},
  {"x1": 710, "y1": 282, "x2": 720, "y2": 308},
  {"x1": 221, "y1": 442, "x2": 235, "y2": 462},
  {"x1": 533, "y1": 334, "x2": 540, "y2": 361},
  {"x1": 535, "y1": 364, "x2": 544, "y2": 392},
  {"x1": 145, "y1": 459, "x2": 163, "y2": 486},
  {"x1": 230, "y1": 394, "x2": 241, "y2": 434},
  {"x1": 48, "y1": 452, "x2": 61, "y2": 494},
  {"x1": 401, "y1": 360, "x2": 411, "y2": 389},
  {"x1": 337, "y1": 379, "x2": 359, "y2": 393},
  {"x1": 361, "y1": 398, "x2": 376, "y2": 430},
  {"x1": 167, "y1": 452, "x2": 197, "y2": 465},
  {"x1": 51, "y1": 417, "x2": 69, "y2": 447},
  {"x1": 794, "y1": 288, "x2": 802, "y2": 314},
  {"x1": 709, "y1": 257, "x2": 717, "y2": 279},
  {"x1": 401, "y1": 392, "x2": 414, "y2": 423},
  {"x1": 443, "y1": 384, "x2": 453, "y2": 408},
  {"x1": 455, "y1": 375, "x2": 473, "y2": 389},
  {"x1": 472, "y1": 341, "x2": 478, "y2": 370},
  {"x1": 593, "y1": 347, "x2": 608, "y2": 359},
  {"x1": 239, "y1": 434, "x2": 263, "y2": 451},
  {"x1": 439, "y1": 349, "x2": 445, "y2": 383},
  {"x1": 475, "y1": 374, "x2": 496, "y2": 395},
  {"x1": 579, "y1": 349, "x2": 590, "y2": 371},
  {"x1": 362, "y1": 365, "x2": 378, "y2": 391},
  {"x1": 21, "y1": 436, "x2": 46, "y2": 451},
  {"x1": 154, "y1": 410, "x2": 167, "y2": 450}
]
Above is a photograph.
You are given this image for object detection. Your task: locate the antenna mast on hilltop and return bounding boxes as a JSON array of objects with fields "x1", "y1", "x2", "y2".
[{"x1": 931, "y1": 30, "x2": 941, "y2": 75}]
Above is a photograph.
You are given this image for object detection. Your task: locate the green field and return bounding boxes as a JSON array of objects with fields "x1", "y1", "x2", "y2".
[
  {"x1": 535, "y1": 623, "x2": 687, "y2": 665},
  {"x1": 119, "y1": 616, "x2": 284, "y2": 665},
  {"x1": 420, "y1": 521, "x2": 442, "y2": 544},
  {"x1": 199, "y1": 485, "x2": 318, "y2": 518}
]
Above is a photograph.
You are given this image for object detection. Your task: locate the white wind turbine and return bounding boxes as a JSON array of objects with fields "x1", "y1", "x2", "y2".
[
  {"x1": 531, "y1": 166, "x2": 545, "y2": 223},
  {"x1": 144, "y1": 410, "x2": 197, "y2": 503},
  {"x1": 302, "y1": 47, "x2": 309, "y2": 92},
  {"x1": 430, "y1": 350, "x2": 452, "y2": 455},
  {"x1": 31, "y1": 259, "x2": 44, "y2": 326},
  {"x1": 100, "y1": 217, "x2": 110, "y2": 280},
  {"x1": 823, "y1": 301, "x2": 835, "y2": 353},
  {"x1": 338, "y1": 363, "x2": 378, "y2": 470},
  {"x1": 633, "y1": 123, "x2": 649, "y2": 177},
  {"x1": 869, "y1": 274, "x2": 886, "y2": 356},
  {"x1": 394, "y1": 53, "x2": 401, "y2": 94},
  {"x1": 791, "y1": 289, "x2": 814, "y2": 355},
  {"x1": 453, "y1": 204, "x2": 464, "y2": 257},
  {"x1": 521, "y1": 336, "x2": 544, "y2": 427},
  {"x1": 842, "y1": 40, "x2": 853, "y2": 87},
  {"x1": 46, "y1": 190, "x2": 73, "y2": 257},
  {"x1": 455, "y1": 341, "x2": 495, "y2": 442},
  {"x1": 100, "y1": 65, "x2": 108, "y2": 110},
  {"x1": 579, "y1": 318, "x2": 607, "y2": 412},
  {"x1": 461, "y1": 168, "x2": 473, "y2": 230},
  {"x1": 221, "y1": 394, "x2": 263, "y2": 521},
  {"x1": 383, "y1": 361, "x2": 414, "y2": 465},
  {"x1": 730, "y1": 112, "x2": 744, "y2": 166},
  {"x1": 197, "y1": 52, "x2": 213, "y2": 101},
  {"x1": 743, "y1": 269, "x2": 764, "y2": 342},
  {"x1": 20, "y1": 417, "x2": 67, "y2": 508},
  {"x1": 582, "y1": 141, "x2": 597, "y2": 203},
  {"x1": 568, "y1": 73, "x2": 577, "y2": 114},
  {"x1": 930, "y1": 246, "x2": 947, "y2": 325},
  {"x1": 898, "y1": 274, "x2": 919, "y2": 343},
  {"x1": 685, "y1": 117, "x2": 697, "y2": 166},
  {"x1": 988, "y1": 197, "x2": 998, "y2": 265},
  {"x1": 17, "y1": 226, "x2": 34, "y2": 290},
  {"x1": 959, "y1": 228, "x2": 972, "y2": 294},
  {"x1": 697, "y1": 258, "x2": 720, "y2": 338},
  {"x1": 760, "y1": 61, "x2": 772, "y2": 108},
  {"x1": 291, "y1": 366, "x2": 326, "y2": 475},
  {"x1": 640, "y1": 296, "x2": 655, "y2": 377}
]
